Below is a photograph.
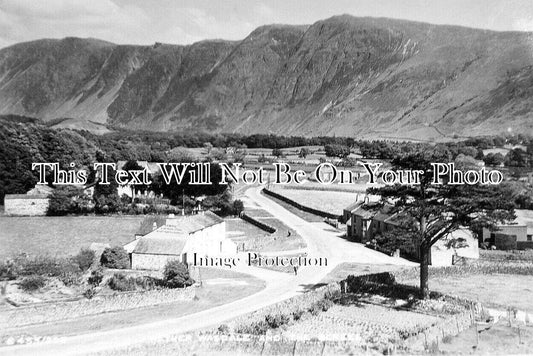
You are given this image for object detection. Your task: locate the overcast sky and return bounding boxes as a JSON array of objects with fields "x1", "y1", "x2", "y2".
[{"x1": 1, "y1": 0, "x2": 533, "y2": 49}]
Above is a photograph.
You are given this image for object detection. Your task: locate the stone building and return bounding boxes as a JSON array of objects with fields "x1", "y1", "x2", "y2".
[
  {"x1": 342, "y1": 201, "x2": 479, "y2": 266},
  {"x1": 482, "y1": 209, "x2": 533, "y2": 250},
  {"x1": 4, "y1": 194, "x2": 50, "y2": 216},
  {"x1": 125, "y1": 211, "x2": 236, "y2": 270}
]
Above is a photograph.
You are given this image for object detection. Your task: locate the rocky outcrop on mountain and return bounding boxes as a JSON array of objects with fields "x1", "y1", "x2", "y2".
[{"x1": 1, "y1": 15, "x2": 532, "y2": 140}]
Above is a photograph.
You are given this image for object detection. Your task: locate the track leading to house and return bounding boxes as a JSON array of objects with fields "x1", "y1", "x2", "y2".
[{"x1": 1, "y1": 186, "x2": 413, "y2": 356}]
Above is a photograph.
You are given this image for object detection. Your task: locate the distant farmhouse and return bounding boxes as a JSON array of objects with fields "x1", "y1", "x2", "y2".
[
  {"x1": 4, "y1": 194, "x2": 50, "y2": 216},
  {"x1": 4, "y1": 183, "x2": 94, "y2": 216},
  {"x1": 482, "y1": 209, "x2": 533, "y2": 250},
  {"x1": 342, "y1": 200, "x2": 479, "y2": 266},
  {"x1": 116, "y1": 160, "x2": 159, "y2": 199},
  {"x1": 4, "y1": 185, "x2": 53, "y2": 216},
  {"x1": 124, "y1": 211, "x2": 236, "y2": 270}
]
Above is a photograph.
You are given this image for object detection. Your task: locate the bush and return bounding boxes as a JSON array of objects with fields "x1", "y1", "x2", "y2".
[
  {"x1": 58, "y1": 261, "x2": 82, "y2": 286},
  {"x1": 19, "y1": 275, "x2": 46, "y2": 292},
  {"x1": 218, "y1": 324, "x2": 230, "y2": 334},
  {"x1": 47, "y1": 186, "x2": 83, "y2": 216},
  {"x1": 235, "y1": 320, "x2": 270, "y2": 335},
  {"x1": 133, "y1": 276, "x2": 159, "y2": 290},
  {"x1": 272, "y1": 148, "x2": 284, "y2": 158},
  {"x1": 0, "y1": 260, "x2": 19, "y2": 281},
  {"x1": 107, "y1": 273, "x2": 159, "y2": 291},
  {"x1": 265, "y1": 313, "x2": 290, "y2": 329},
  {"x1": 87, "y1": 268, "x2": 104, "y2": 287},
  {"x1": 16, "y1": 255, "x2": 63, "y2": 277},
  {"x1": 292, "y1": 308, "x2": 305, "y2": 321},
  {"x1": 107, "y1": 273, "x2": 137, "y2": 291},
  {"x1": 232, "y1": 200, "x2": 244, "y2": 215},
  {"x1": 100, "y1": 246, "x2": 130, "y2": 269},
  {"x1": 72, "y1": 248, "x2": 95, "y2": 271},
  {"x1": 83, "y1": 287, "x2": 97, "y2": 299},
  {"x1": 163, "y1": 260, "x2": 194, "y2": 288}
]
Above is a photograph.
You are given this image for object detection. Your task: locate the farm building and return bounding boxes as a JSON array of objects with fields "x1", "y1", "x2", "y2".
[
  {"x1": 4, "y1": 183, "x2": 96, "y2": 216},
  {"x1": 482, "y1": 209, "x2": 533, "y2": 250},
  {"x1": 125, "y1": 211, "x2": 237, "y2": 270},
  {"x1": 343, "y1": 202, "x2": 479, "y2": 266},
  {"x1": 116, "y1": 160, "x2": 159, "y2": 199},
  {"x1": 4, "y1": 194, "x2": 50, "y2": 216}
]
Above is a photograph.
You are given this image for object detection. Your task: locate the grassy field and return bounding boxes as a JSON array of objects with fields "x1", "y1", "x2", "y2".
[
  {"x1": 225, "y1": 213, "x2": 306, "y2": 252},
  {"x1": 269, "y1": 187, "x2": 359, "y2": 214},
  {"x1": 262, "y1": 193, "x2": 325, "y2": 222},
  {"x1": 1, "y1": 267, "x2": 264, "y2": 340},
  {"x1": 400, "y1": 274, "x2": 533, "y2": 313},
  {"x1": 320, "y1": 263, "x2": 408, "y2": 285},
  {"x1": 441, "y1": 322, "x2": 533, "y2": 354},
  {"x1": 0, "y1": 216, "x2": 146, "y2": 259}
]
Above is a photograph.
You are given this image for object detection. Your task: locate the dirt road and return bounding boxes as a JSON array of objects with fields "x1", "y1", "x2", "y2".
[{"x1": 1, "y1": 186, "x2": 413, "y2": 356}]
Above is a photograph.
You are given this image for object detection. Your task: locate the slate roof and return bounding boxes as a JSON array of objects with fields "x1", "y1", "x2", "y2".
[
  {"x1": 351, "y1": 206, "x2": 375, "y2": 219},
  {"x1": 133, "y1": 236, "x2": 186, "y2": 255},
  {"x1": 136, "y1": 215, "x2": 168, "y2": 236},
  {"x1": 343, "y1": 201, "x2": 362, "y2": 213},
  {"x1": 132, "y1": 211, "x2": 223, "y2": 255},
  {"x1": 136, "y1": 211, "x2": 224, "y2": 237}
]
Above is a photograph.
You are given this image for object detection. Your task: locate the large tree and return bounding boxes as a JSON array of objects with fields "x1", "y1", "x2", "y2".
[{"x1": 368, "y1": 149, "x2": 515, "y2": 298}]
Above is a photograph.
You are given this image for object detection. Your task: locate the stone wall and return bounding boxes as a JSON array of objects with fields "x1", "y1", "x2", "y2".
[
  {"x1": 4, "y1": 195, "x2": 49, "y2": 216},
  {"x1": 2, "y1": 287, "x2": 195, "y2": 328},
  {"x1": 132, "y1": 253, "x2": 181, "y2": 270}
]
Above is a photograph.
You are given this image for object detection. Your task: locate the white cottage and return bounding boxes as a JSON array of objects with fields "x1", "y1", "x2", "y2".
[{"x1": 125, "y1": 212, "x2": 236, "y2": 270}]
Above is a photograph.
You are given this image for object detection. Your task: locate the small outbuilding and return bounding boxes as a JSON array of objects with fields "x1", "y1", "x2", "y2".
[{"x1": 4, "y1": 194, "x2": 50, "y2": 216}]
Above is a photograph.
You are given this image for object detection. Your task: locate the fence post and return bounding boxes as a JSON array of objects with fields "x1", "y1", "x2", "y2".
[
  {"x1": 260, "y1": 340, "x2": 266, "y2": 356},
  {"x1": 474, "y1": 321, "x2": 479, "y2": 348}
]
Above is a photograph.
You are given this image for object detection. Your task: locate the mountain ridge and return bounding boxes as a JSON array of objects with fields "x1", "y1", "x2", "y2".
[{"x1": 1, "y1": 15, "x2": 532, "y2": 140}]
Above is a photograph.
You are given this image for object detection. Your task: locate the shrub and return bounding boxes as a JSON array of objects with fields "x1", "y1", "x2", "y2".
[
  {"x1": 19, "y1": 275, "x2": 46, "y2": 292},
  {"x1": 87, "y1": 268, "x2": 104, "y2": 287},
  {"x1": 272, "y1": 148, "x2": 284, "y2": 158},
  {"x1": 72, "y1": 248, "x2": 95, "y2": 271},
  {"x1": 265, "y1": 313, "x2": 290, "y2": 329},
  {"x1": 235, "y1": 320, "x2": 270, "y2": 335},
  {"x1": 163, "y1": 260, "x2": 194, "y2": 288},
  {"x1": 107, "y1": 273, "x2": 137, "y2": 291},
  {"x1": 232, "y1": 200, "x2": 244, "y2": 215},
  {"x1": 14, "y1": 255, "x2": 82, "y2": 282},
  {"x1": 133, "y1": 276, "x2": 159, "y2": 290},
  {"x1": 292, "y1": 308, "x2": 305, "y2": 321},
  {"x1": 16, "y1": 255, "x2": 63, "y2": 276},
  {"x1": 0, "y1": 260, "x2": 19, "y2": 281},
  {"x1": 107, "y1": 273, "x2": 159, "y2": 291},
  {"x1": 317, "y1": 298, "x2": 333, "y2": 312},
  {"x1": 58, "y1": 261, "x2": 82, "y2": 286},
  {"x1": 47, "y1": 186, "x2": 83, "y2": 216},
  {"x1": 100, "y1": 246, "x2": 130, "y2": 269},
  {"x1": 218, "y1": 324, "x2": 230, "y2": 334},
  {"x1": 83, "y1": 287, "x2": 97, "y2": 299}
]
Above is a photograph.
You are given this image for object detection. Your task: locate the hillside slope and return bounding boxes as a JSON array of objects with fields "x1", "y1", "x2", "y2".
[{"x1": 0, "y1": 15, "x2": 532, "y2": 140}]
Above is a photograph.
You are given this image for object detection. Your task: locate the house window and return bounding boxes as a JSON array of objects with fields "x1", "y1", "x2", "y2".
[{"x1": 528, "y1": 235, "x2": 532, "y2": 242}]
